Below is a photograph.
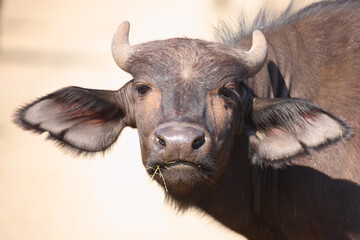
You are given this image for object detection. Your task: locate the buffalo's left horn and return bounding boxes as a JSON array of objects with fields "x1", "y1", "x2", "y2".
[
  {"x1": 112, "y1": 21, "x2": 132, "y2": 72},
  {"x1": 236, "y1": 30, "x2": 267, "y2": 77}
]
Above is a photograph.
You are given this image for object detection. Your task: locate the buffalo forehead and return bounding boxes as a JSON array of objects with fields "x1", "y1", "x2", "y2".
[{"x1": 128, "y1": 38, "x2": 245, "y2": 88}]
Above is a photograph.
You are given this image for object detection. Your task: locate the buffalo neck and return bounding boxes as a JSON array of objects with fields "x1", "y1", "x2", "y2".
[{"x1": 196, "y1": 134, "x2": 281, "y2": 239}]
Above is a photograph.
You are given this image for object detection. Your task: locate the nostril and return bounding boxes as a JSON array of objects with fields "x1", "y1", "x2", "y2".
[
  {"x1": 157, "y1": 137, "x2": 166, "y2": 147},
  {"x1": 192, "y1": 136, "x2": 206, "y2": 150},
  {"x1": 155, "y1": 126, "x2": 207, "y2": 150}
]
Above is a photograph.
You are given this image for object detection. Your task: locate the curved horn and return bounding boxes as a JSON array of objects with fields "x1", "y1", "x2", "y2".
[
  {"x1": 112, "y1": 21, "x2": 132, "y2": 72},
  {"x1": 236, "y1": 30, "x2": 267, "y2": 77}
]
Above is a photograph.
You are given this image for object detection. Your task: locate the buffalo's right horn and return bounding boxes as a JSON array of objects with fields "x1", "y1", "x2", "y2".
[
  {"x1": 112, "y1": 21, "x2": 132, "y2": 72},
  {"x1": 236, "y1": 30, "x2": 268, "y2": 77}
]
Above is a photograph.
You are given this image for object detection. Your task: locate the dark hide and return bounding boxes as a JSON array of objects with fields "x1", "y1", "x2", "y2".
[{"x1": 202, "y1": 1, "x2": 360, "y2": 239}]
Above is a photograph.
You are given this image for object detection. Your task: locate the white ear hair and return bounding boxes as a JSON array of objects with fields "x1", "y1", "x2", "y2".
[{"x1": 247, "y1": 98, "x2": 351, "y2": 166}]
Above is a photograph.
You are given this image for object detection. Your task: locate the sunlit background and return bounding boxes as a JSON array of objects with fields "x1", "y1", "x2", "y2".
[{"x1": 0, "y1": 0, "x2": 320, "y2": 239}]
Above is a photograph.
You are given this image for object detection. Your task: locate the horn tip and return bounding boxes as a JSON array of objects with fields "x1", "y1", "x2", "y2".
[
  {"x1": 112, "y1": 20, "x2": 132, "y2": 72},
  {"x1": 252, "y1": 30, "x2": 266, "y2": 42},
  {"x1": 117, "y1": 20, "x2": 130, "y2": 34},
  {"x1": 112, "y1": 20, "x2": 131, "y2": 48},
  {"x1": 120, "y1": 20, "x2": 130, "y2": 29},
  {"x1": 252, "y1": 29, "x2": 268, "y2": 55}
]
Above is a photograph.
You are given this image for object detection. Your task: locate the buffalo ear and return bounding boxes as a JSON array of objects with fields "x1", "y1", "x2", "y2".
[
  {"x1": 14, "y1": 81, "x2": 135, "y2": 153},
  {"x1": 246, "y1": 98, "x2": 352, "y2": 167}
]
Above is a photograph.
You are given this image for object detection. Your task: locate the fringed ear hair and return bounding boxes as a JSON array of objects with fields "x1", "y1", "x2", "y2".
[
  {"x1": 246, "y1": 98, "x2": 352, "y2": 167},
  {"x1": 14, "y1": 82, "x2": 136, "y2": 154}
]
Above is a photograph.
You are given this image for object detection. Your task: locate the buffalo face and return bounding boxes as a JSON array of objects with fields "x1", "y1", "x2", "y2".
[{"x1": 127, "y1": 39, "x2": 248, "y2": 203}]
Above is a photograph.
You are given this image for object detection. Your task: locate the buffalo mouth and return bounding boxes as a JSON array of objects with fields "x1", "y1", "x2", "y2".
[
  {"x1": 146, "y1": 159, "x2": 214, "y2": 176},
  {"x1": 145, "y1": 159, "x2": 216, "y2": 193},
  {"x1": 162, "y1": 160, "x2": 203, "y2": 170}
]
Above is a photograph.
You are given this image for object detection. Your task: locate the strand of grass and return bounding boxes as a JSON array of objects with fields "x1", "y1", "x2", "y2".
[
  {"x1": 146, "y1": 165, "x2": 168, "y2": 192},
  {"x1": 157, "y1": 169, "x2": 168, "y2": 192},
  {"x1": 149, "y1": 165, "x2": 160, "y2": 179}
]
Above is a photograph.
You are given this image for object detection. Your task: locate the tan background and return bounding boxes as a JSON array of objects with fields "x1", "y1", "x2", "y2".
[{"x1": 0, "y1": 0, "x2": 319, "y2": 239}]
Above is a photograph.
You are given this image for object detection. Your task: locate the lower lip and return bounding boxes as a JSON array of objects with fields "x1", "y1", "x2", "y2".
[{"x1": 164, "y1": 161, "x2": 200, "y2": 169}]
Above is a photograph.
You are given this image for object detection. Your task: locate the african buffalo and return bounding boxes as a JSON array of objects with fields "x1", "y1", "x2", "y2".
[{"x1": 14, "y1": 0, "x2": 360, "y2": 239}]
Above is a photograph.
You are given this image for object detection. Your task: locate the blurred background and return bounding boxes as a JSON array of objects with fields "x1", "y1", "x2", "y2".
[{"x1": 0, "y1": 0, "x2": 320, "y2": 239}]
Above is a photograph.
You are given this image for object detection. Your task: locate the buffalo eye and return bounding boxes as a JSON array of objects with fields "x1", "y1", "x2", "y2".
[
  {"x1": 218, "y1": 87, "x2": 233, "y2": 99},
  {"x1": 136, "y1": 85, "x2": 151, "y2": 97}
]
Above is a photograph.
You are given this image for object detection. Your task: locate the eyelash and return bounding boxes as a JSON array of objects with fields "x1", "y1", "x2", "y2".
[
  {"x1": 218, "y1": 87, "x2": 233, "y2": 98},
  {"x1": 135, "y1": 85, "x2": 151, "y2": 97},
  {"x1": 218, "y1": 86, "x2": 243, "y2": 105}
]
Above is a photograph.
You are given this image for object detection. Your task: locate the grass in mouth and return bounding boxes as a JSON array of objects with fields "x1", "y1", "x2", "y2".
[{"x1": 146, "y1": 165, "x2": 168, "y2": 192}]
